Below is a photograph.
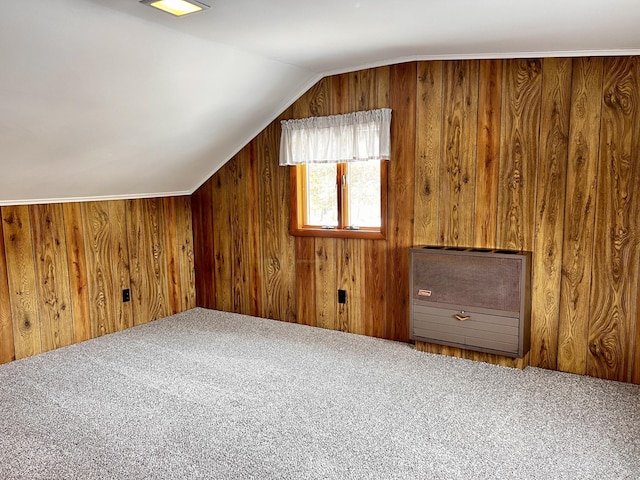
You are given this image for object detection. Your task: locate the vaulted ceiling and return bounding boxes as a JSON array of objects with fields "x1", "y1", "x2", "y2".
[{"x1": 2, "y1": 0, "x2": 639, "y2": 205}]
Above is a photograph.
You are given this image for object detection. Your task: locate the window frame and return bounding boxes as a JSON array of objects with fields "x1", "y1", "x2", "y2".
[{"x1": 289, "y1": 160, "x2": 388, "y2": 240}]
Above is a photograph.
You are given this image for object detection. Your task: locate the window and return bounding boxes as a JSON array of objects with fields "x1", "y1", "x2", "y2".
[
  {"x1": 290, "y1": 160, "x2": 387, "y2": 239},
  {"x1": 280, "y1": 109, "x2": 391, "y2": 239}
]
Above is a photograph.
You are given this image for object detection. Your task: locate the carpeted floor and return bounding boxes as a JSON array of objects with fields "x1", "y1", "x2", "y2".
[{"x1": 0, "y1": 308, "x2": 638, "y2": 479}]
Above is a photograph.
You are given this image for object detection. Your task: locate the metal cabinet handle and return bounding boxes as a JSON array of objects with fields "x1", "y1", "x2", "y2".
[{"x1": 455, "y1": 312, "x2": 470, "y2": 321}]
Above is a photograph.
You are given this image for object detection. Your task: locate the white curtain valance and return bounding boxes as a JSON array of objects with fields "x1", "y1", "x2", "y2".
[{"x1": 279, "y1": 108, "x2": 392, "y2": 166}]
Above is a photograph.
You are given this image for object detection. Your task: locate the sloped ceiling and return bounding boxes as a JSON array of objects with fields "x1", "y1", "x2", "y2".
[{"x1": 1, "y1": 0, "x2": 639, "y2": 205}]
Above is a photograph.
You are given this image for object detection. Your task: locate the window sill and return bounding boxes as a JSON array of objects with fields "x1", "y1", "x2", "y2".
[{"x1": 290, "y1": 227, "x2": 386, "y2": 240}]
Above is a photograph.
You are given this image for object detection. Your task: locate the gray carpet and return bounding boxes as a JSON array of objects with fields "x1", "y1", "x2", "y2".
[{"x1": 0, "y1": 308, "x2": 638, "y2": 479}]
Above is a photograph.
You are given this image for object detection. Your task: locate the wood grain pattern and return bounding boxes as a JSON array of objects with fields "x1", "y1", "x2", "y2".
[
  {"x1": 498, "y1": 59, "x2": 543, "y2": 251},
  {"x1": 246, "y1": 141, "x2": 263, "y2": 317},
  {"x1": 176, "y1": 196, "x2": 196, "y2": 311},
  {"x1": 259, "y1": 123, "x2": 286, "y2": 320},
  {"x1": 82, "y1": 201, "x2": 116, "y2": 337},
  {"x1": 557, "y1": 57, "x2": 603, "y2": 375},
  {"x1": 229, "y1": 152, "x2": 251, "y2": 315},
  {"x1": 376, "y1": 66, "x2": 390, "y2": 108},
  {"x1": 163, "y1": 197, "x2": 182, "y2": 315},
  {"x1": 295, "y1": 236, "x2": 316, "y2": 326},
  {"x1": 331, "y1": 74, "x2": 349, "y2": 115},
  {"x1": 529, "y1": 58, "x2": 572, "y2": 370},
  {"x1": 3, "y1": 206, "x2": 42, "y2": 359},
  {"x1": 193, "y1": 179, "x2": 215, "y2": 309},
  {"x1": 108, "y1": 201, "x2": 132, "y2": 331},
  {"x1": 30, "y1": 203, "x2": 74, "y2": 352},
  {"x1": 213, "y1": 167, "x2": 232, "y2": 312},
  {"x1": 336, "y1": 239, "x2": 363, "y2": 334},
  {"x1": 62, "y1": 203, "x2": 91, "y2": 343},
  {"x1": 350, "y1": 69, "x2": 377, "y2": 112},
  {"x1": 386, "y1": 62, "x2": 416, "y2": 342},
  {"x1": 315, "y1": 238, "x2": 337, "y2": 330},
  {"x1": 125, "y1": 199, "x2": 149, "y2": 326},
  {"x1": 363, "y1": 239, "x2": 387, "y2": 338},
  {"x1": 474, "y1": 60, "x2": 502, "y2": 248},
  {"x1": 143, "y1": 198, "x2": 169, "y2": 322},
  {"x1": 295, "y1": 76, "x2": 333, "y2": 119},
  {"x1": 587, "y1": 57, "x2": 640, "y2": 382},
  {"x1": 0, "y1": 213, "x2": 16, "y2": 363},
  {"x1": 440, "y1": 60, "x2": 479, "y2": 247},
  {"x1": 414, "y1": 61, "x2": 443, "y2": 245},
  {"x1": 336, "y1": 240, "x2": 349, "y2": 333},
  {"x1": 190, "y1": 187, "x2": 204, "y2": 307}
]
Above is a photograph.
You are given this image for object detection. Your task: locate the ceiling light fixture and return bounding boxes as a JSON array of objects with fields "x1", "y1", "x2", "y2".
[{"x1": 140, "y1": 0, "x2": 210, "y2": 17}]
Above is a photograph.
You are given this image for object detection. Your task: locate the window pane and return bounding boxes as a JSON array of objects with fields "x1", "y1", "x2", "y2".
[
  {"x1": 306, "y1": 163, "x2": 338, "y2": 226},
  {"x1": 347, "y1": 161, "x2": 381, "y2": 227}
]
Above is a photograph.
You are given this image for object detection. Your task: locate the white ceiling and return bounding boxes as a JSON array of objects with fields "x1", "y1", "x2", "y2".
[{"x1": 1, "y1": 0, "x2": 639, "y2": 205}]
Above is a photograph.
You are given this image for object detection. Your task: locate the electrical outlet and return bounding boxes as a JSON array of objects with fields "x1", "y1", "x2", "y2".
[
  {"x1": 338, "y1": 289, "x2": 347, "y2": 304},
  {"x1": 122, "y1": 289, "x2": 131, "y2": 303}
]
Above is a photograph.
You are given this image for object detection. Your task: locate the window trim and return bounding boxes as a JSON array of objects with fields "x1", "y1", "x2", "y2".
[{"x1": 289, "y1": 161, "x2": 388, "y2": 240}]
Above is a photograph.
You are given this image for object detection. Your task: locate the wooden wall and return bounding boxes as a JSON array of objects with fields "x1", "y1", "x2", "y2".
[
  {"x1": 192, "y1": 56, "x2": 640, "y2": 384},
  {"x1": 0, "y1": 196, "x2": 195, "y2": 364}
]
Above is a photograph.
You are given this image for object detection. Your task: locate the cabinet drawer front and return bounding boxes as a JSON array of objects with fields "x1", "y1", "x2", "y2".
[
  {"x1": 413, "y1": 304, "x2": 519, "y2": 330},
  {"x1": 412, "y1": 304, "x2": 520, "y2": 354}
]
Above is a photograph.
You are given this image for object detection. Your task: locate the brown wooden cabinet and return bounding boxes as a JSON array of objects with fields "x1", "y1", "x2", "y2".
[{"x1": 410, "y1": 247, "x2": 531, "y2": 358}]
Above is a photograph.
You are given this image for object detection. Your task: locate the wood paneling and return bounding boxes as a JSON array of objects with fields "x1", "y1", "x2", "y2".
[
  {"x1": 109, "y1": 201, "x2": 133, "y2": 332},
  {"x1": 557, "y1": 57, "x2": 603, "y2": 375},
  {"x1": 163, "y1": 197, "x2": 182, "y2": 315},
  {"x1": 386, "y1": 62, "x2": 417, "y2": 342},
  {"x1": 315, "y1": 238, "x2": 337, "y2": 329},
  {"x1": 587, "y1": 57, "x2": 640, "y2": 382},
  {"x1": 0, "y1": 196, "x2": 195, "y2": 365},
  {"x1": 175, "y1": 196, "x2": 196, "y2": 311},
  {"x1": 259, "y1": 123, "x2": 286, "y2": 321},
  {"x1": 82, "y1": 201, "x2": 117, "y2": 337},
  {"x1": 337, "y1": 239, "x2": 363, "y2": 334},
  {"x1": 228, "y1": 154, "x2": 249, "y2": 315},
  {"x1": 144, "y1": 199, "x2": 170, "y2": 322},
  {"x1": 213, "y1": 168, "x2": 232, "y2": 312},
  {"x1": 440, "y1": 60, "x2": 478, "y2": 247},
  {"x1": 498, "y1": 59, "x2": 543, "y2": 251},
  {"x1": 126, "y1": 199, "x2": 150, "y2": 326},
  {"x1": 63, "y1": 202, "x2": 91, "y2": 343},
  {"x1": 474, "y1": 60, "x2": 502, "y2": 248},
  {"x1": 295, "y1": 237, "x2": 316, "y2": 326},
  {"x1": 414, "y1": 61, "x2": 443, "y2": 246},
  {"x1": 363, "y1": 239, "x2": 386, "y2": 338},
  {"x1": 192, "y1": 57, "x2": 640, "y2": 383},
  {"x1": 191, "y1": 179, "x2": 215, "y2": 309},
  {"x1": 0, "y1": 217, "x2": 15, "y2": 363},
  {"x1": 246, "y1": 140, "x2": 263, "y2": 317},
  {"x1": 530, "y1": 58, "x2": 572, "y2": 370},
  {"x1": 30, "y1": 203, "x2": 74, "y2": 352},
  {"x1": 2, "y1": 206, "x2": 42, "y2": 359}
]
